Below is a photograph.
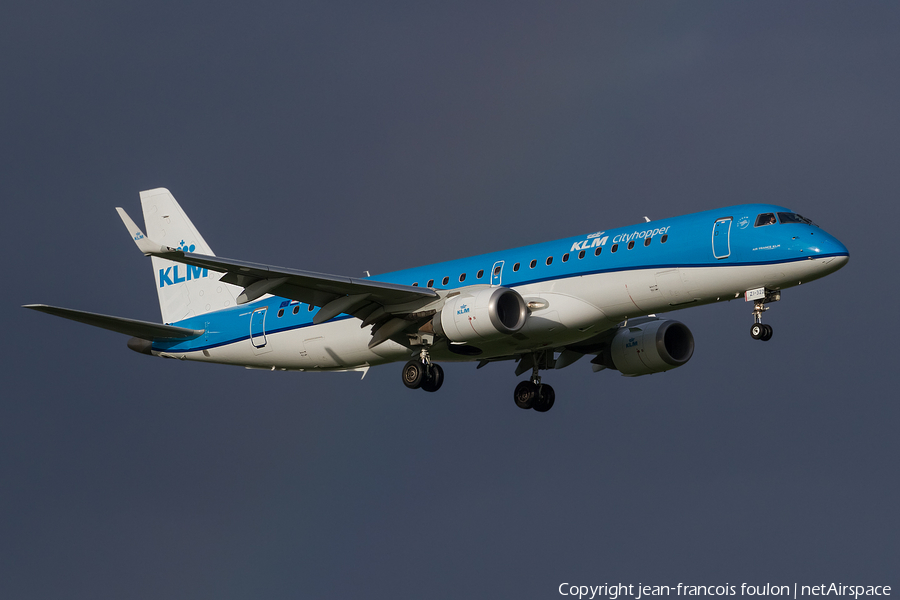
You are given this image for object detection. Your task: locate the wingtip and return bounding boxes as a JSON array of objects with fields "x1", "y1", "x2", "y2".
[{"x1": 116, "y1": 206, "x2": 171, "y2": 255}]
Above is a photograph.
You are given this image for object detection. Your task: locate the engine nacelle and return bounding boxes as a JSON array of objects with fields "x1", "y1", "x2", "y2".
[
  {"x1": 609, "y1": 320, "x2": 694, "y2": 376},
  {"x1": 433, "y1": 286, "x2": 528, "y2": 344}
]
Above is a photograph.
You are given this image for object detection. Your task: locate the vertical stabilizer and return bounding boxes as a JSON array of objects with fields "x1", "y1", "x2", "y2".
[{"x1": 139, "y1": 188, "x2": 238, "y2": 324}]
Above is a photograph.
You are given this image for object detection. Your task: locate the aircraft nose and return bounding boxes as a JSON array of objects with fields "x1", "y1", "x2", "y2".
[
  {"x1": 819, "y1": 234, "x2": 849, "y2": 259},
  {"x1": 803, "y1": 228, "x2": 848, "y2": 258},
  {"x1": 829, "y1": 253, "x2": 849, "y2": 270},
  {"x1": 806, "y1": 233, "x2": 849, "y2": 275}
]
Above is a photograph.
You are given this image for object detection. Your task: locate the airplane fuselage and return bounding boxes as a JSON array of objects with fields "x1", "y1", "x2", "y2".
[{"x1": 151, "y1": 203, "x2": 848, "y2": 372}]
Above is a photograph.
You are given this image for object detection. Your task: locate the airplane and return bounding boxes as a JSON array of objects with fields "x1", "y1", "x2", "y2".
[{"x1": 25, "y1": 188, "x2": 849, "y2": 412}]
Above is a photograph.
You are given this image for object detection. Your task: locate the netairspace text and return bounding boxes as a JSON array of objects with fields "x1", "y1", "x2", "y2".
[{"x1": 558, "y1": 583, "x2": 892, "y2": 600}]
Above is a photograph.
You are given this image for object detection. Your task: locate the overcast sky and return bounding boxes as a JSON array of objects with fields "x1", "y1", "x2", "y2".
[{"x1": 2, "y1": 2, "x2": 898, "y2": 599}]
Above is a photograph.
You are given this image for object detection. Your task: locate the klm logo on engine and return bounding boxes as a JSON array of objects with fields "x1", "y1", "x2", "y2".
[
  {"x1": 457, "y1": 304, "x2": 470, "y2": 316},
  {"x1": 159, "y1": 265, "x2": 209, "y2": 288},
  {"x1": 625, "y1": 337, "x2": 638, "y2": 348}
]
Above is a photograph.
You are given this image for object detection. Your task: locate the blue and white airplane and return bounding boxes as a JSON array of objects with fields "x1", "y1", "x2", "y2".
[{"x1": 26, "y1": 188, "x2": 849, "y2": 412}]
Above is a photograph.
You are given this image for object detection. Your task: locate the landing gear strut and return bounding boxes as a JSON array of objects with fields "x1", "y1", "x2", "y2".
[
  {"x1": 401, "y1": 347, "x2": 444, "y2": 392},
  {"x1": 750, "y1": 290, "x2": 780, "y2": 342},
  {"x1": 514, "y1": 358, "x2": 555, "y2": 412}
]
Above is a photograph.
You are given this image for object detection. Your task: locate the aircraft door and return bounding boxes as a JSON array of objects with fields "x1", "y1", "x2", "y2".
[
  {"x1": 250, "y1": 307, "x2": 268, "y2": 348},
  {"x1": 491, "y1": 261, "x2": 504, "y2": 286},
  {"x1": 712, "y1": 217, "x2": 732, "y2": 259}
]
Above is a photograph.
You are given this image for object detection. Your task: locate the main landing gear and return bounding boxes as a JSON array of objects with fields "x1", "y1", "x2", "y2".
[
  {"x1": 514, "y1": 361, "x2": 555, "y2": 413},
  {"x1": 750, "y1": 290, "x2": 780, "y2": 342},
  {"x1": 401, "y1": 348, "x2": 444, "y2": 392}
]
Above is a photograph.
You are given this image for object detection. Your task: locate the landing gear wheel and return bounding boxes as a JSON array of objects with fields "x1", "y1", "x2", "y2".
[
  {"x1": 421, "y1": 363, "x2": 444, "y2": 392},
  {"x1": 760, "y1": 324, "x2": 773, "y2": 341},
  {"x1": 532, "y1": 384, "x2": 556, "y2": 413},
  {"x1": 402, "y1": 360, "x2": 425, "y2": 389},
  {"x1": 514, "y1": 381, "x2": 538, "y2": 409},
  {"x1": 751, "y1": 323, "x2": 765, "y2": 340}
]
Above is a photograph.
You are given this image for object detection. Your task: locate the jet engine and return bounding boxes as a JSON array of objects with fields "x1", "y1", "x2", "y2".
[
  {"x1": 432, "y1": 286, "x2": 528, "y2": 344},
  {"x1": 604, "y1": 320, "x2": 694, "y2": 376}
]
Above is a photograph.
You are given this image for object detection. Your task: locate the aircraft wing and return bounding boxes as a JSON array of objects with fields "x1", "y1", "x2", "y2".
[
  {"x1": 23, "y1": 304, "x2": 204, "y2": 340},
  {"x1": 117, "y1": 207, "x2": 440, "y2": 347},
  {"x1": 163, "y1": 251, "x2": 434, "y2": 306}
]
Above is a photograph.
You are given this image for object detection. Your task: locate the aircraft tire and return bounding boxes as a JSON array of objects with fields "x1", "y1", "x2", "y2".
[
  {"x1": 761, "y1": 324, "x2": 773, "y2": 341},
  {"x1": 751, "y1": 323, "x2": 765, "y2": 340},
  {"x1": 514, "y1": 381, "x2": 538, "y2": 410},
  {"x1": 533, "y1": 384, "x2": 556, "y2": 412},
  {"x1": 402, "y1": 360, "x2": 425, "y2": 389},
  {"x1": 421, "y1": 364, "x2": 444, "y2": 392}
]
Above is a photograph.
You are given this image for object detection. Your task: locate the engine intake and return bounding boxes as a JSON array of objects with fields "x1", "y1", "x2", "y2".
[
  {"x1": 433, "y1": 286, "x2": 528, "y2": 344},
  {"x1": 609, "y1": 320, "x2": 694, "y2": 376}
]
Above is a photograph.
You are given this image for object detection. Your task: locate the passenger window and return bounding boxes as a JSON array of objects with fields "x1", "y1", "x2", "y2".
[
  {"x1": 513, "y1": 262, "x2": 520, "y2": 272},
  {"x1": 427, "y1": 279, "x2": 434, "y2": 287},
  {"x1": 578, "y1": 250, "x2": 585, "y2": 259},
  {"x1": 476, "y1": 269, "x2": 484, "y2": 279},
  {"x1": 529, "y1": 259, "x2": 537, "y2": 269},
  {"x1": 442, "y1": 276, "x2": 449, "y2": 286},
  {"x1": 546, "y1": 256, "x2": 553, "y2": 266},
  {"x1": 562, "y1": 253, "x2": 569, "y2": 262},
  {"x1": 412, "y1": 282, "x2": 418, "y2": 287},
  {"x1": 627, "y1": 241, "x2": 635, "y2": 250},
  {"x1": 611, "y1": 244, "x2": 618, "y2": 253},
  {"x1": 594, "y1": 247, "x2": 602, "y2": 256},
  {"x1": 293, "y1": 305, "x2": 299, "y2": 315},
  {"x1": 277, "y1": 308, "x2": 284, "y2": 318},
  {"x1": 308, "y1": 304, "x2": 314, "y2": 312},
  {"x1": 459, "y1": 273, "x2": 466, "y2": 282},
  {"x1": 755, "y1": 213, "x2": 777, "y2": 227},
  {"x1": 493, "y1": 265, "x2": 502, "y2": 275},
  {"x1": 661, "y1": 235, "x2": 668, "y2": 243},
  {"x1": 644, "y1": 237, "x2": 651, "y2": 247}
]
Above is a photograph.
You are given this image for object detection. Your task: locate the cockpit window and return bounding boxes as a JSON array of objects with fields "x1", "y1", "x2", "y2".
[
  {"x1": 777, "y1": 212, "x2": 817, "y2": 227},
  {"x1": 755, "y1": 213, "x2": 777, "y2": 227}
]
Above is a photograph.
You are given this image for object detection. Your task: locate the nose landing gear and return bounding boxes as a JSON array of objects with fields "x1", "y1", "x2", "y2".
[
  {"x1": 750, "y1": 322, "x2": 773, "y2": 341},
  {"x1": 749, "y1": 289, "x2": 780, "y2": 342}
]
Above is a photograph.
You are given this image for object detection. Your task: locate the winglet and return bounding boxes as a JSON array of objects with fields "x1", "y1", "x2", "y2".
[{"x1": 115, "y1": 207, "x2": 173, "y2": 255}]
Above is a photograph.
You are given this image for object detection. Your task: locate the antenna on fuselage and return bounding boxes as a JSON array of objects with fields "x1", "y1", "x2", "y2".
[{"x1": 644, "y1": 216, "x2": 651, "y2": 222}]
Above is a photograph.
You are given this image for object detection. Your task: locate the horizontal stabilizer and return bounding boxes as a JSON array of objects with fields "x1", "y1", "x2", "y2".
[{"x1": 23, "y1": 304, "x2": 204, "y2": 341}]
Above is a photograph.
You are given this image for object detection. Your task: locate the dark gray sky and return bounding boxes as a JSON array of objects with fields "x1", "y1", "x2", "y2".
[{"x1": 3, "y1": 2, "x2": 898, "y2": 598}]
